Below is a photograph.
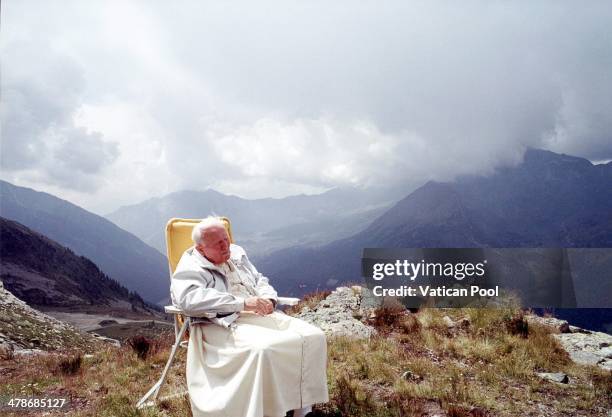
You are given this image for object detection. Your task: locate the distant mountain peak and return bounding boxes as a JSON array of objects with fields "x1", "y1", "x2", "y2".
[{"x1": 522, "y1": 148, "x2": 593, "y2": 168}]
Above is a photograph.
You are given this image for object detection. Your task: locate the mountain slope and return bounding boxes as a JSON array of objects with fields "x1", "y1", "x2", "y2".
[
  {"x1": 106, "y1": 186, "x2": 407, "y2": 258},
  {"x1": 259, "y1": 149, "x2": 612, "y2": 297},
  {"x1": 0, "y1": 217, "x2": 155, "y2": 315},
  {"x1": 0, "y1": 280, "x2": 98, "y2": 351},
  {"x1": 0, "y1": 181, "x2": 169, "y2": 304},
  {"x1": 365, "y1": 149, "x2": 612, "y2": 248}
]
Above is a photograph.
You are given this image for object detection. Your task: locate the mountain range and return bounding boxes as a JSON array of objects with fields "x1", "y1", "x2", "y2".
[
  {"x1": 0, "y1": 180, "x2": 169, "y2": 304},
  {"x1": 257, "y1": 149, "x2": 612, "y2": 332},
  {"x1": 106, "y1": 186, "x2": 413, "y2": 259},
  {"x1": 1, "y1": 148, "x2": 609, "y2": 331},
  {"x1": 0, "y1": 217, "x2": 156, "y2": 315}
]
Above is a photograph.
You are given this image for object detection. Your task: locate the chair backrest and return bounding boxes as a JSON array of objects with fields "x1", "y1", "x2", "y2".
[{"x1": 165, "y1": 217, "x2": 234, "y2": 276}]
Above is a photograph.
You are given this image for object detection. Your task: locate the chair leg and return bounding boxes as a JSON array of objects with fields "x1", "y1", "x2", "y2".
[
  {"x1": 136, "y1": 317, "x2": 190, "y2": 408},
  {"x1": 173, "y1": 314, "x2": 180, "y2": 340}
]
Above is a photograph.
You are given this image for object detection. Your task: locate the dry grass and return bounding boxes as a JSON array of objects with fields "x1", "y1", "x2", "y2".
[
  {"x1": 1, "y1": 306, "x2": 610, "y2": 416},
  {"x1": 318, "y1": 306, "x2": 611, "y2": 417},
  {"x1": 57, "y1": 354, "x2": 83, "y2": 376},
  {"x1": 286, "y1": 290, "x2": 332, "y2": 315},
  {"x1": 0, "y1": 334, "x2": 190, "y2": 417}
]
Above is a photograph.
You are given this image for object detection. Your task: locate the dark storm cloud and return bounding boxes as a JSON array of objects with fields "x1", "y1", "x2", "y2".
[{"x1": 1, "y1": 1, "x2": 611, "y2": 212}]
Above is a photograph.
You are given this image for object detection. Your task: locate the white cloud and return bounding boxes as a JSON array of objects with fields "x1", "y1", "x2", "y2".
[{"x1": 1, "y1": 0, "x2": 611, "y2": 213}]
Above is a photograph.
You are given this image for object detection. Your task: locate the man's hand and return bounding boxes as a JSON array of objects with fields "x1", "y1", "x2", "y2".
[{"x1": 244, "y1": 297, "x2": 274, "y2": 315}]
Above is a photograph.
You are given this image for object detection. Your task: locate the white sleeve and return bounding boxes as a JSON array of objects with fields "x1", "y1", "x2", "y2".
[{"x1": 170, "y1": 269, "x2": 245, "y2": 316}]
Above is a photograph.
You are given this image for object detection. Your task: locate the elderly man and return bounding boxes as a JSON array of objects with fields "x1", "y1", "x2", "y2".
[{"x1": 170, "y1": 216, "x2": 329, "y2": 417}]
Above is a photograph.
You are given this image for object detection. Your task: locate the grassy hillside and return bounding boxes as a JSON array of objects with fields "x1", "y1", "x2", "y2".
[{"x1": 1, "y1": 304, "x2": 609, "y2": 416}]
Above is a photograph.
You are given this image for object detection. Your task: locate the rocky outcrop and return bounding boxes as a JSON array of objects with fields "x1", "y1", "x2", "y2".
[
  {"x1": 294, "y1": 286, "x2": 612, "y2": 373},
  {"x1": 292, "y1": 286, "x2": 376, "y2": 339},
  {"x1": 553, "y1": 331, "x2": 612, "y2": 371},
  {"x1": 0, "y1": 281, "x2": 98, "y2": 353},
  {"x1": 525, "y1": 315, "x2": 571, "y2": 333}
]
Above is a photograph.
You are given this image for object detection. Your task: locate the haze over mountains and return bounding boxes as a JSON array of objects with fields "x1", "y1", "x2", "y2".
[
  {"x1": 1, "y1": 149, "x2": 609, "y2": 331},
  {"x1": 0, "y1": 180, "x2": 169, "y2": 304},
  {"x1": 258, "y1": 149, "x2": 612, "y2": 300},
  {"x1": 0, "y1": 218, "x2": 155, "y2": 315},
  {"x1": 106, "y1": 186, "x2": 412, "y2": 259}
]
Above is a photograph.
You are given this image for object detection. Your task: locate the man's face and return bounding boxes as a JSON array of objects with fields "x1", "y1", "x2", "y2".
[{"x1": 197, "y1": 226, "x2": 231, "y2": 265}]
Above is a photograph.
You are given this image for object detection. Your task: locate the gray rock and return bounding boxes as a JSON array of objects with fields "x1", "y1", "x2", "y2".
[
  {"x1": 553, "y1": 330, "x2": 612, "y2": 370},
  {"x1": 14, "y1": 348, "x2": 46, "y2": 356},
  {"x1": 401, "y1": 370, "x2": 423, "y2": 382},
  {"x1": 293, "y1": 286, "x2": 375, "y2": 339},
  {"x1": 360, "y1": 287, "x2": 383, "y2": 311},
  {"x1": 525, "y1": 315, "x2": 570, "y2": 333},
  {"x1": 537, "y1": 372, "x2": 569, "y2": 384},
  {"x1": 91, "y1": 333, "x2": 121, "y2": 348},
  {"x1": 600, "y1": 359, "x2": 612, "y2": 371},
  {"x1": 600, "y1": 346, "x2": 612, "y2": 359},
  {"x1": 442, "y1": 316, "x2": 455, "y2": 328},
  {"x1": 569, "y1": 350, "x2": 603, "y2": 366}
]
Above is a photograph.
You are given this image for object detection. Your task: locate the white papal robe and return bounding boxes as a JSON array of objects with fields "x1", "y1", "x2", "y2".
[
  {"x1": 187, "y1": 312, "x2": 328, "y2": 417},
  {"x1": 171, "y1": 244, "x2": 328, "y2": 417}
]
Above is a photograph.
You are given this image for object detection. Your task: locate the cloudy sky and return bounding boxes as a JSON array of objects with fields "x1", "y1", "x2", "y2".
[{"x1": 1, "y1": 1, "x2": 611, "y2": 214}]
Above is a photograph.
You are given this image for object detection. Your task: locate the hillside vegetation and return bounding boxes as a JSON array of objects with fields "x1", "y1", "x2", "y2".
[
  {"x1": 0, "y1": 217, "x2": 157, "y2": 315},
  {"x1": 1, "y1": 296, "x2": 609, "y2": 417}
]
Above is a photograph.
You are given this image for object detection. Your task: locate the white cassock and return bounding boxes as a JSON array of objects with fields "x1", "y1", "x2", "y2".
[
  {"x1": 171, "y1": 244, "x2": 329, "y2": 417},
  {"x1": 187, "y1": 312, "x2": 328, "y2": 417}
]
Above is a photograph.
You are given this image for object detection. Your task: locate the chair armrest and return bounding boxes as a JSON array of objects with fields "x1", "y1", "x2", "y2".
[
  {"x1": 165, "y1": 305, "x2": 183, "y2": 314},
  {"x1": 164, "y1": 305, "x2": 224, "y2": 319},
  {"x1": 277, "y1": 297, "x2": 300, "y2": 306}
]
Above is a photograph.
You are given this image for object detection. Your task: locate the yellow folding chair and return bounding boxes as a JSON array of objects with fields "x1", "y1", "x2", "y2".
[{"x1": 137, "y1": 217, "x2": 299, "y2": 408}]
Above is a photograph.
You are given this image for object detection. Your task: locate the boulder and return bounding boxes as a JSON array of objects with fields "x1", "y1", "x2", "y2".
[
  {"x1": 568, "y1": 350, "x2": 603, "y2": 366},
  {"x1": 90, "y1": 333, "x2": 121, "y2": 348},
  {"x1": 554, "y1": 331, "x2": 612, "y2": 370},
  {"x1": 536, "y1": 372, "x2": 569, "y2": 384},
  {"x1": 525, "y1": 315, "x2": 570, "y2": 333},
  {"x1": 292, "y1": 286, "x2": 375, "y2": 339}
]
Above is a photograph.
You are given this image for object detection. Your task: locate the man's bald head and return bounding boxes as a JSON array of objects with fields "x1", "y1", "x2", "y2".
[{"x1": 192, "y1": 217, "x2": 231, "y2": 265}]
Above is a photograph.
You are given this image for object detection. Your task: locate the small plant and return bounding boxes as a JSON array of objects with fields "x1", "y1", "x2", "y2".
[
  {"x1": 57, "y1": 354, "x2": 82, "y2": 375},
  {"x1": 369, "y1": 306, "x2": 407, "y2": 332},
  {"x1": 445, "y1": 404, "x2": 471, "y2": 417},
  {"x1": 591, "y1": 371, "x2": 612, "y2": 399},
  {"x1": 332, "y1": 374, "x2": 373, "y2": 417},
  {"x1": 127, "y1": 335, "x2": 152, "y2": 360},
  {"x1": 505, "y1": 314, "x2": 529, "y2": 338},
  {"x1": 399, "y1": 313, "x2": 421, "y2": 334},
  {"x1": 287, "y1": 290, "x2": 332, "y2": 314},
  {"x1": 0, "y1": 343, "x2": 15, "y2": 360}
]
